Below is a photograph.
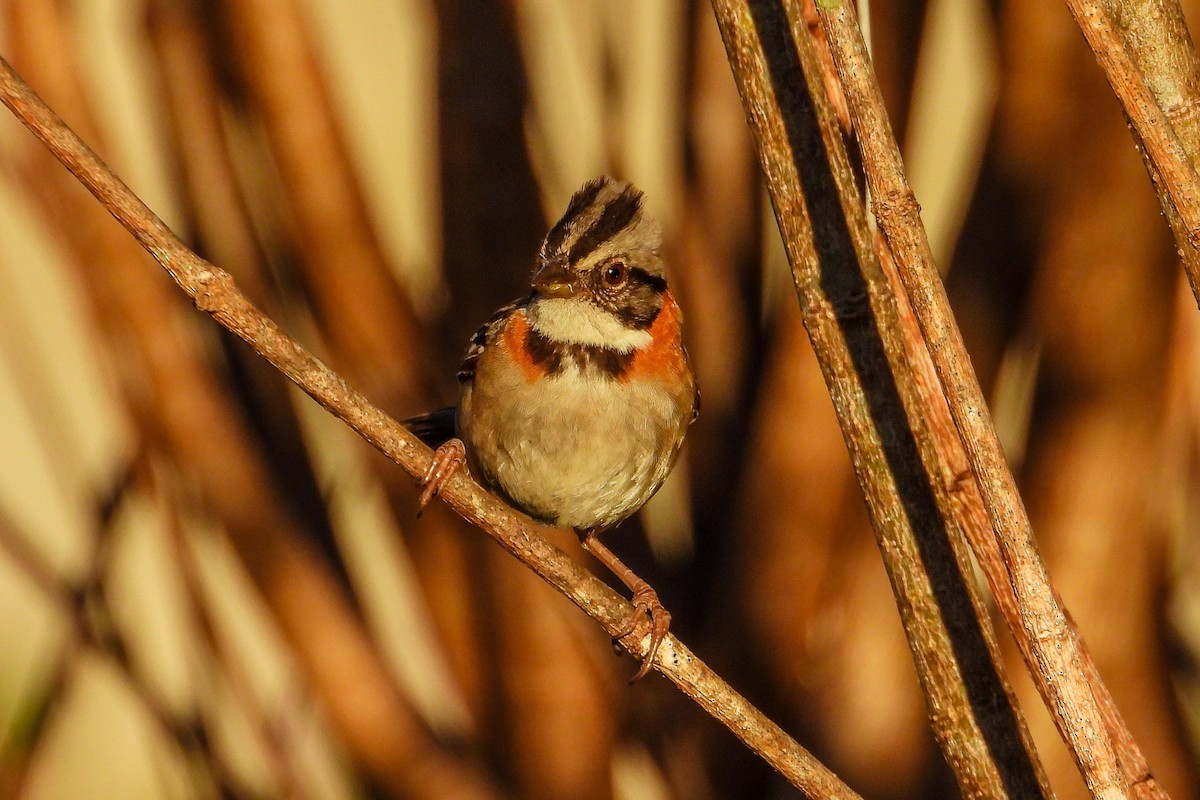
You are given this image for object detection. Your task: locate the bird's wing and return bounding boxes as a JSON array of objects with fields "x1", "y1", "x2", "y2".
[{"x1": 456, "y1": 296, "x2": 529, "y2": 385}]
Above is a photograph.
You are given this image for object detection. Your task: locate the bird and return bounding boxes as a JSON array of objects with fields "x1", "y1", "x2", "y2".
[{"x1": 407, "y1": 176, "x2": 699, "y2": 682}]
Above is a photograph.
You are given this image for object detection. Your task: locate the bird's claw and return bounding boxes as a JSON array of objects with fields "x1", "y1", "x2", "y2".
[
  {"x1": 614, "y1": 581, "x2": 671, "y2": 683},
  {"x1": 418, "y1": 438, "x2": 466, "y2": 515}
]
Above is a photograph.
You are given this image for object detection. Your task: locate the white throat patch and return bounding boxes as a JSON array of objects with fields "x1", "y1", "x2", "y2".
[{"x1": 526, "y1": 298, "x2": 652, "y2": 352}]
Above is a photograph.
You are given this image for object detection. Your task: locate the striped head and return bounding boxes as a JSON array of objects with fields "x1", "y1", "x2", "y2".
[{"x1": 526, "y1": 177, "x2": 669, "y2": 353}]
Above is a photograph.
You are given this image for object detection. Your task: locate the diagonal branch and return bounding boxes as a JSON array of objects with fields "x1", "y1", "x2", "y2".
[
  {"x1": 709, "y1": 1, "x2": 1049, "y2": 797},
  {"x1": 813, "y1": 4, "x2": 1135, "y2": 799},
  {"x1": 1066, "y1": 0, "x2": 1200, "y2": 310},
  {"x1": 0, "y1": 54, "x2": 860, "y2": 800}
]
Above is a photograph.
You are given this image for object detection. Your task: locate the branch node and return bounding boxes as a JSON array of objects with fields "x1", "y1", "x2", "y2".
[
  {"x1": 192, "y1": 267, "x2": 234, "y2": 313},
  {"x1": 872, "y1": 186, "x2": 921, "y2": 224}
]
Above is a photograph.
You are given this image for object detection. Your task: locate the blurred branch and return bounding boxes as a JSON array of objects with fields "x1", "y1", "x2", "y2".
[
  {"x1": 159, "y1": 475, "x2": 311, "y2": 800},
  {"x1": 214, "y1": 0, "x2": 434, "y2": 412},
  {"x1": 814, "y1": 5, "x2": 1138, "y2": 800},
  {"x1": 1066, "y1": 0, "x2": 1200, "y2": 310},
  {"x1": 0, "y1": 505, "x2": 244, "y2": 799},
  {"x1": 0, "y1": 644, "x2": 71, "y2": 799},
  {"x1": 0, "y1": 55, "x2": 862, "y2": 800},
  {"x1": 2, "y1": 3, "x2": 496, "y2": 794},
  {"x1": 207, "y1": 0, "x2": 496, "y2": 726},
  {"x1": 146, "y1": 0, "x2": 351, "y2": 590},
  {"x1": 709, "y1": 1, "x2": 1048, "y2": 797}
]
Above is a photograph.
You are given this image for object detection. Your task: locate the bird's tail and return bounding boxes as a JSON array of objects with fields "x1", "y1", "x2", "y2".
[{"x1": 402, "y1": 406, "x2": 458, "y2": 448}]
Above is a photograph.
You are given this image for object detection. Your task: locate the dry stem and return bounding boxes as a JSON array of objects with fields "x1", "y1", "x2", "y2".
[
  {"x1": 814, "y1": 4, "x2": 1138, "y2": 799},
  {"x1": 1066, "y1": 0, "x2": 1200, "y2": 310},
  {"x1": 709, "y1": 1, "x2": 1047, "y2": 797},
  {"x1": 0, "y1": 54, "x2": 860, "y2": 800}
]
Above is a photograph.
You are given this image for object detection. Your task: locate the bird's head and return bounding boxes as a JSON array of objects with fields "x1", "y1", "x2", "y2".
[{"x1": 526, "y1": 177, "x2": 669, "y2": 352}]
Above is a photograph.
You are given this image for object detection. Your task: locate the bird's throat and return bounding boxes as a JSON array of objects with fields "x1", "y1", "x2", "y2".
[{"x1": 526, "y1": 298, "x2": 651, "y2": 352}]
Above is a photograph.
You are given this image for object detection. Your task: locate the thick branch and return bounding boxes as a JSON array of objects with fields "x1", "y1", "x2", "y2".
[
  {"x1": 0, "y1": 54, "x2": 859, "y2": 800},
  {"x1": 814, "y1": 5, "x2": 1134, "y2": 799},
  {"x1": 709, "y1": 2, "x2": 1047, "y2": 797}
]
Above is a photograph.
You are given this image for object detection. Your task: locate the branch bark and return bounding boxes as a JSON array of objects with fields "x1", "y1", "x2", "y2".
[
  {"x1": 709, "y1": 1, "x2": 1049, "y2": 797},
  {"x1": 813, "y1": 5, "x2": 1139, "y2": 800},
  {"x1": 1066, "y1": 0, "x2": 1200, "y2": 310},
  {"x1": 811, "y1": 6, "x2": 1137, "y2": 800},
  {"x1": 0, "y1": 54, "x2": 861, "y2": 800}
]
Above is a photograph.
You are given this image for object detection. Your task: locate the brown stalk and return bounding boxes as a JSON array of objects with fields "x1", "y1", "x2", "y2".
[
  {"x1": 816, "y1": 5, "x2": 1169, "y2": 799},
  {"x1": 728, "y1": 297, "x2": 935, "y2": 798},
  {"x1": 1008, "y1": 15, "x2": 1190, "y2": 789},
  {"x1": 1102, "y1": 0, "x2": 1200, "y2": 138},
  {"x1": 486, "y1": 553, "x2": 620, "y2": 800},
  {"x1": 0, "y1": 55, "x2": 863, "y2": 800},
  {"x1": 1017, "y1": 70, "x2": 1184, "y2": 797},
  {"x1": 709, "y1": 1, "x2": 1047, "y2": 796},
  {"x1": 813, "y1": 4, "x2": 1142, "y2": 798},
  {"x1": 435, "y1": 6, "x2": 622, "y2": 792},
  {"x1": 145, "y1": 0, "x2": 349, "y2": 587},
  {"x1": 145, "y1": 0, "x2": 274, "y2": 308},
  {"x1": 672, "y1": 4, "x2": 760, "y2": 524},
  {"x1": 213, "y1": 0, "x2": 431, "y2": 409},
  {"x1": 1101, "y1": 0, "x2": 1200, "y2": 300},
  {"x1": 1065, "y1": 0, "x2": 1200, "y2": 308},
  {"x1": 159, "y1": 474, "x2": 312, "y2": 800},
  {"x1": 436, "y1": 0, "x2": 546, "y2": 343}
]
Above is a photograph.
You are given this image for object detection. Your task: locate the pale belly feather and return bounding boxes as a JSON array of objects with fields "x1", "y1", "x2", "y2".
[{"x1": 460, "y1": 363, "x2": 687, "y2": 531}]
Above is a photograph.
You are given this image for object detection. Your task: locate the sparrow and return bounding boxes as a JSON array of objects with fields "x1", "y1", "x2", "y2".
[{"x1": 408, "y1": 176, "x2": 698, "y2": 682}]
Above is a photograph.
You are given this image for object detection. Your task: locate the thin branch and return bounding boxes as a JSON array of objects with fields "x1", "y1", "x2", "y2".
[
  {"x1": 0, "y1": 54, "x2": 860, "y2": 800},
  {"x1": 708, "y1": 2, "x2": 1048, "y2": 797},
  {"x1": 1066, "y1": 0, "x2": 1200, "y2": 309},
  {"x1": 813, "y1": 5, "x2": 1135, "y2": 799}
]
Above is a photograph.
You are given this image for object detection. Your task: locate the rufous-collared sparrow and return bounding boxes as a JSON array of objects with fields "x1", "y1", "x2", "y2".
[{"x1": 408, "y1": 176, "x2": 699, "y2": 681}]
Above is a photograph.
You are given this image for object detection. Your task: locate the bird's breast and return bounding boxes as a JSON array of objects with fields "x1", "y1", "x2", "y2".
[{"x1": 459, "y1": 319, "x2": 692, "y2": 530}]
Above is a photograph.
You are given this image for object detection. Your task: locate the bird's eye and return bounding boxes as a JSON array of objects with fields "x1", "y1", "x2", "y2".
[{"x1": 602, "y1": 262, "x2": 628, "y2": 288}]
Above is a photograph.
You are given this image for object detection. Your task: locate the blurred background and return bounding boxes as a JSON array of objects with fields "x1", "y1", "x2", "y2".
[{"x1": 0, "y1": 0, "x2": 1198, "y2": 798}]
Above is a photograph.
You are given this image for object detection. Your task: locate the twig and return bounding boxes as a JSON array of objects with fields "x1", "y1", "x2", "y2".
[
  {"x1": 708, "y1": 2, "x2": 1048, "y2": 797},
  {"x1": 0, "y1": 54, "x2": 860, "y2": 800},
  {"x1": 813, "y1": 4, "x2": 1133, "y2": 799},
  {"x1": 1066, "y1": 0, "x2": 1200, "y2": 309}
]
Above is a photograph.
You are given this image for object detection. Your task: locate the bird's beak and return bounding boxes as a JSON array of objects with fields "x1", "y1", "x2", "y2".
[{"x1": 532, "y1": 259, "x2": 580, "y2": 299}]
